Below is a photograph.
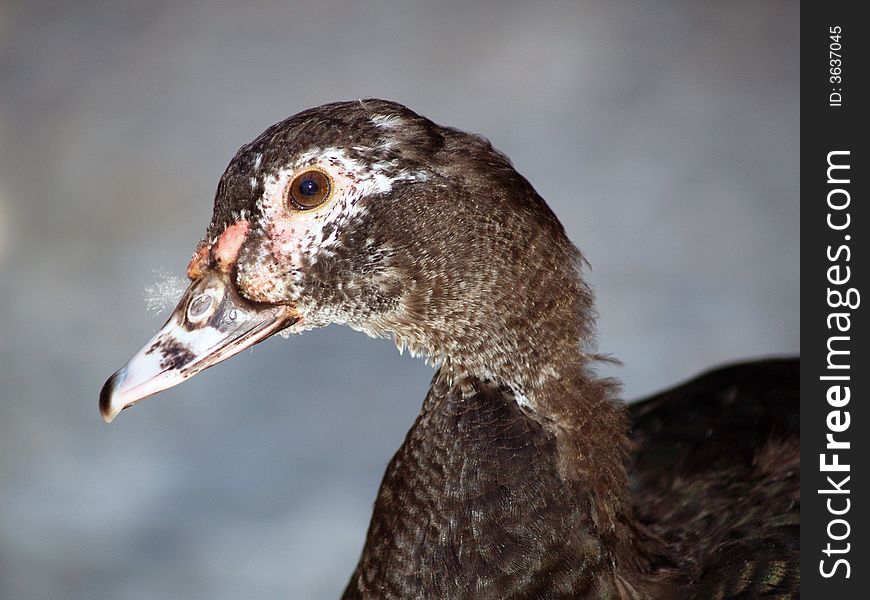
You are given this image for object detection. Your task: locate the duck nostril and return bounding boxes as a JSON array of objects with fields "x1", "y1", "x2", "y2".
[{"x1": 187, "y1": 292, "x2": 214, "y2": 321}]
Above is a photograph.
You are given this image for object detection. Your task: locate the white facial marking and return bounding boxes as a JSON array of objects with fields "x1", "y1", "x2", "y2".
[
  {"x1": 369, "y1": 115, "x2": 405, "y2": 150},
  {"x1": 370, "y1": 114, "x2": 402, "y2": 129},
  {"x1": 249, "y1": 147, "x2": 426, "y2": 303}
]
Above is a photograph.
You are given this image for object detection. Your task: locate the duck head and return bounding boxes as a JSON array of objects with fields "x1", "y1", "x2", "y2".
[{"x1": 100, "y1": 99, "x2": 594, "y2": 423}]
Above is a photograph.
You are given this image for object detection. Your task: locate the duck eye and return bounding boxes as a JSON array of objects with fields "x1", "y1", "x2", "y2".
[{"x1": 288, "y1": 170, "x2": 331, "y2": 210}]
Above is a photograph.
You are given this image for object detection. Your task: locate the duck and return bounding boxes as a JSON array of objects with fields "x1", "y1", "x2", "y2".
[{"x1": 100, "y1": 99, "x2": 799, "y2": 599}]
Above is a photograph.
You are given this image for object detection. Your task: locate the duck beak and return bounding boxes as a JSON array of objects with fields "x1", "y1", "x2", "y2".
[{"x1": 99, "y1": 269, "x2": 299, "y2": 423}]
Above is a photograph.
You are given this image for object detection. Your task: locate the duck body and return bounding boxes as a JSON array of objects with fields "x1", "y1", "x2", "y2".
[
  {"x1": 629, "y1": 358, "x2": 800, "y2": 598},
  {"x1": 99, "y1": 100, "x2": 799, "y2": 599},
  {"x1": 344, "y1": 359, "x2": 798, "y2": 599},
  {"x1": 346, "y1": 371, "x2": 626, "y2": 599}
]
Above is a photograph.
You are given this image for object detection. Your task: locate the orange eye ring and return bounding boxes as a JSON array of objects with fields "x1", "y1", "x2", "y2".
[{"x1": 287, "y1": 169, "x2": 332, "y2": 210}]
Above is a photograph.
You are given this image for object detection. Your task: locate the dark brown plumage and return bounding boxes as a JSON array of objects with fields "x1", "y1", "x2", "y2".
[
  {"x1": 100, "y1": 100, "x2": 799, "y2": 599},
  {"x1": 629, "y1": 359, "x2": 800, "y2": 598}
]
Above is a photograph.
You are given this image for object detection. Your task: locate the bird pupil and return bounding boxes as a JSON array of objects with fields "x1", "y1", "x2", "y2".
[{"x1": 299, "y1": 178, "x2": 318, "y2": 196}]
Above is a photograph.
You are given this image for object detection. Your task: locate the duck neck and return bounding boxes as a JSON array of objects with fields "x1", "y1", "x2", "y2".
[
  {"x1": 344, "y1": 364, "x2": 637, "y2": 599},
  {"x1": 420, "y1": 287, "x2": 635, "y2": 532}
]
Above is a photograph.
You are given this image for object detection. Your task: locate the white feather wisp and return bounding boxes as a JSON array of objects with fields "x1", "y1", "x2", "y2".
[{"x1": 143, "y1": 269, "x2": 187, "y2": 315}]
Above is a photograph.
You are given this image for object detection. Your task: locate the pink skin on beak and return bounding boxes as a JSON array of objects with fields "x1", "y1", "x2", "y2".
[
  {"x1": 99, "y1": 221, "x2": 300, "y2": 422},
  {"x1": 188, "y1": 220, "x2": 249, "y2": 279}
]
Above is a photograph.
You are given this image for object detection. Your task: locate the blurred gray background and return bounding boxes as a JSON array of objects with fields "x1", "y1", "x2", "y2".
[{"x1": 0, "y1": 1, "x2": 798, "y2": 598}]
